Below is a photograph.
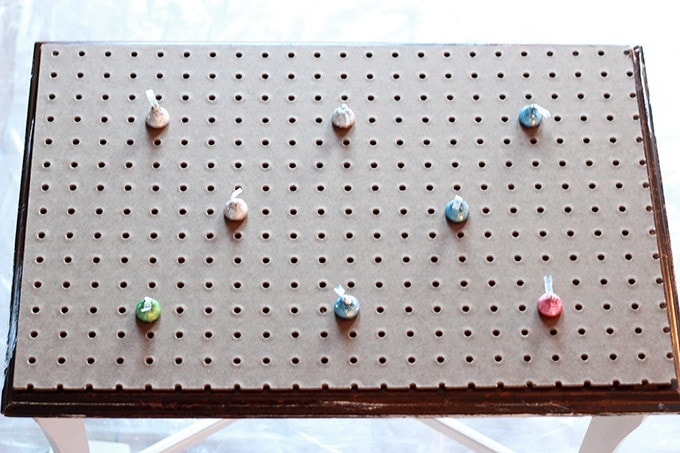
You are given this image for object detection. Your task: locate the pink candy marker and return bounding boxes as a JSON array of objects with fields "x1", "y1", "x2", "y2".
[{"x1": 537, "y1": 275, "x2": 563, "y2": 318}]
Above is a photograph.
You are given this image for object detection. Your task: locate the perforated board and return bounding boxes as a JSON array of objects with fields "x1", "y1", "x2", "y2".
[{"x1": 3, "y1": 43, "x2": 680, "y2": 417}]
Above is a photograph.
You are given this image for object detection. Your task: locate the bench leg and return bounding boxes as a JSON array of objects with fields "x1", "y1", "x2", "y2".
[
  {"x1": 139, "y1": 419, "x2": 236, "y2": 453},
  {"x1": 579, "y1": 415, "x2": 646, "y2": 453},
  {"x1": 35, "y1": 418, "x2": 90, "y2": 453},
  {"x1": 420, "y1": 418, "x2": 515, "y2": 453}
]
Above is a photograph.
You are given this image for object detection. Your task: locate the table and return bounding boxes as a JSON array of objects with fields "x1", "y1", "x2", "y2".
[{"x1": 3, "y1": 42, "x2": 679, "y2": 449}]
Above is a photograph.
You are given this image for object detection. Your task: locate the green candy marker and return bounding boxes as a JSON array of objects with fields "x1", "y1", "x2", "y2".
[{"x1": 135, "y1": 296, "x2": 161, "y2": 323}]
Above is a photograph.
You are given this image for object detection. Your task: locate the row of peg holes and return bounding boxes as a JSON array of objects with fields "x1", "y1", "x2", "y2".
[
  {"x1": 39, "y1": 158, "x2": 651, "y2": 174},
  {"x1": 28, "y1": 301, "x2": 663, "y2": 323},
  {"x1": 41, "y1": 134, "x2": 644, "y2": 148},
  {"x1": 33, "y1": 264, "x2": 663, "y2": 290},
  {"x1": 45, "y1": 111, "x2": 639, "y2": 125},
  {"x1": 34, "y1": 186, "x2": 652, "y2": 211},
  {"x1": 42, "y1": 109, "x2": 641, "y2": 131},
  {"x1": 46, "y1": 68, "x2": 636, "y2": 83},
  {"x1": 29, "y1": 205, "x2": 654, "y2": 219},
  {"x1": 44, "y1": 90, "x2": 637, "y2": 103},
  {"x1": 32, "y1": 203, "x2": 652, "y2": 219},
  {"x1": 36, "y1": 167, "x2": 649, "y2": 192},
  {"x1": 20, "y1": 379, "x2": 662, "y2": 392},
  {"x1": 50, "y1": 48, "x2": 628, "y2": 59},
  {"x1": 38, "y1": 204, "x2": 654, "y2": 218},
  {"x1": 26, "y1": 277, "x2": 665, "y2": 294},
  {"x1": 32, "y1": 251, "x2": 661, "y2": 267},
  {"x1": 26, "y1": 350, "x2": 670, "y2": 368},
  {"x1": 31, "y1": 227, "x2": 658, "y2": 243},
  {"x1": 28, "y1": 297, "x2": 665, "y2": 318},
  {"x1": 28, "y1": 323, "x2": 667, "y2": 342},
  {"x1": 30, "y1": 275, "x2": 663, "y2": 291}
]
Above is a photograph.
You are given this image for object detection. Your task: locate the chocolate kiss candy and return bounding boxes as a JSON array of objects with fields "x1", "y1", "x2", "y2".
[
  {"x1": 136, "y1": 296, "x2": 161, "y2": 323},
  {"x1": 224, "y1": 187, "x2": 248, "y2": 221},
  {"x1": 331, "y1": 104, "x2": 355, "y2": 129},
  {"x1": 145, "y1": 89, "x2": 170, "y2": 129},
  {"x1": 333, "y1": 285, "x2": 360, "y2": 319},
  {"x1": 537, "y1": 275, "x2": 563, "y2": 318},
  {"x1": 518, "y1": 103, "x2": 549, "y2": 128}
]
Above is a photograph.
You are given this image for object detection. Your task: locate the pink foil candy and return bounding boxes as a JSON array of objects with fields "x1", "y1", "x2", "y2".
[{"x1": 537, "y1": 275, "x2": 563, "y2": 318}]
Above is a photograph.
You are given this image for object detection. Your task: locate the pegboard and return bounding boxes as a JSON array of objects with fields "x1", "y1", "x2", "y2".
[{"x1": 3, "y1": 43, "x2": 680, "y2": 416}]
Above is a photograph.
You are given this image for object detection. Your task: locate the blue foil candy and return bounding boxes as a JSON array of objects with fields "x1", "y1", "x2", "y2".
[
  {"x1": 518, "y1": 104, "x2": 547, "y2": 128},
  {"x1": 333, "y1": 285, "x2": 360, "y2": 319},
  {"x1": 445, "y1": 195, "x2": 469, "y2": 223}
]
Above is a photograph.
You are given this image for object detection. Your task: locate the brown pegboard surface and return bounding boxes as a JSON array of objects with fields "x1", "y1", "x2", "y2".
[{"x1": 4, "y1": 43, "x2": 679, "y2": 414}]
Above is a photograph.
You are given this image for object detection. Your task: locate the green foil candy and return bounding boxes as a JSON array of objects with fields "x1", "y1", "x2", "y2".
[{"x1": 135, "y1": 296, "x2": 161, "y2": 323}]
